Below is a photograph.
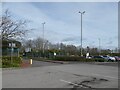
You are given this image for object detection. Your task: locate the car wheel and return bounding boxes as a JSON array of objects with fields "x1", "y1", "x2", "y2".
[{"x1": 108, "y1": 59, "x2": 111, "y2": 62}]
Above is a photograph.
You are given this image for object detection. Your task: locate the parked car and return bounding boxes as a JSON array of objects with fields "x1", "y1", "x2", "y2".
[
  {"x1": 92, "y1": 56, "x2": 106, "y2": 62},
  {"x1": 102, "y1": 55, "x2": 116, "y2": 62},
  {"x1": 93, "y1": 56, "x2": 104, "y2": 59},
  {"x1": 114, "y1": 56, "x2": 120, "y2": 61}
]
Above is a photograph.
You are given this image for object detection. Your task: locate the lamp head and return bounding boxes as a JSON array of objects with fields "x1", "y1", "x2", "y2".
[
  {"x1": 78, "y1": 11, "x2": 81, "y2": 13},
  {"x1": 78, "y1": 11, "x2": 85, "y2": 14},
  {"x1": 42, "y1": 22, "x2": 46, "y2": 24},
  {"x1": 83, "y1": 11, "x2": 85, "y2": 14}
]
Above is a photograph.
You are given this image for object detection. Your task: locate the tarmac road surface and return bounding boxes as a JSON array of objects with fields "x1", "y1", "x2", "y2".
[{"x1": 2, "y1": 61, "x2": 119, "y2": 89}]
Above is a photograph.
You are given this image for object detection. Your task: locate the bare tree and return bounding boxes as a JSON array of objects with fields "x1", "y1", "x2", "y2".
[
  {"x1": 33, "y1": 37, "x2": 43, "y2": 51},
  {"x1": 33, "y1": 37, "x2": 49, "y2": 50},
  {"x1": 0, "y1": 9, "x2": 32, "y2": 40}
]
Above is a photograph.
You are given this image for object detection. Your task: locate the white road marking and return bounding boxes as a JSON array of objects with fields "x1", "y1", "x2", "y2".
[
  {"x1": 60, "y1": 79, "x2": 80, "y2": 87},
  {"x1": 92, "y1": 73, "x2": 118, "y2": 79}
]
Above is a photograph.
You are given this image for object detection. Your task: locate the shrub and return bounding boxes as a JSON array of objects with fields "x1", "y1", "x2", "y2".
[
  {"x1": 2, "y1": 56, "x2": 22, "y2": 68},
  {"x1": 53, "y1": 56, "x2": 106, "y2": 62},
  {"x1": 53, "y1": 56, "x2": 80, "y2": 61},
  {"x1": 53, "y1": 56, "x2": 94, "y2": 62},
  {"x1": 94, "y1": 58, "x2": 105, "y2": 62}
]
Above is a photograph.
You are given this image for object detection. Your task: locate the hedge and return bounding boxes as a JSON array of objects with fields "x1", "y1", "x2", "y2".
[
  {"x1": 53, "y1": 56, "x2": 106, "y2": 62},
  {"x1": 1, "y1": 56, "x2": 22, "y2": 68}
]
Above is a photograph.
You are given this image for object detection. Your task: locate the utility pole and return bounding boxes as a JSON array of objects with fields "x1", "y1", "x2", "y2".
[
  {"x1": 79, "y1": 11, "x2": 85, "y2": 56},
  {"x1": 42, "y1": 22, "x2": 45, "y2": 57},
  {"x1": 98, "y1": 38, "x2": 101, "y2": 54}
]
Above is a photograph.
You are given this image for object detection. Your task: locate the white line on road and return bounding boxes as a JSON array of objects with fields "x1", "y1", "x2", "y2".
[
  {"x1": 92, "y1": 73, "x2": 118, "y2": 79},
  {"x1": 60, "y1": 79, "x2": 80, "y2": 87}
]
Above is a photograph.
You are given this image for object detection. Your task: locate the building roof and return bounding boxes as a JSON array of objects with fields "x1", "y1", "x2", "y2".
[{"x1": 2, "y1": 39, "x2": 21, "y2": 48}]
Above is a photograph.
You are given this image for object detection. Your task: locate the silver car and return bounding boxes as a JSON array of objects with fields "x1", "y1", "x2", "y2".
[{"x1": 102, "y1": 55, "x2": 116, "y2": 62}]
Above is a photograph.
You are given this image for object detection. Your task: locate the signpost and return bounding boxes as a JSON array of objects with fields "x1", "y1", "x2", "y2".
[{"x1": 9, "y1": 43, "x2": 16, "y2": 65}]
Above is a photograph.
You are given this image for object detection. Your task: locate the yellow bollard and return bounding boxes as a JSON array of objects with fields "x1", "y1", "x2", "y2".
[{"x1": 30, "y1": 59, "x2": 32, "y2": 65}]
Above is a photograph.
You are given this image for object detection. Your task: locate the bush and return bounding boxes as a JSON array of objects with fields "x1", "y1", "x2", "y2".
[
  {"x1": 92, "y1": 58, "x2": 105, "y2": 62},
  {"x1": 2, "y1": 56, "x2": 22, "y2": 68},
  {"x1": 53, "y1": 56, "x2": 94, "y2": 62},
  {"x1": 53, "y1": 56, "x2": 106, "y2": 62},
  {"x1": 53, "y1": 56, "x2": 79, "y2": 61}
]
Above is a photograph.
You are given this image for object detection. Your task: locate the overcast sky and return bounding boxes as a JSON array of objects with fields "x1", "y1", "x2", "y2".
[{"x1": 2, "y1": 2, "x2": 118, "y2": 49}]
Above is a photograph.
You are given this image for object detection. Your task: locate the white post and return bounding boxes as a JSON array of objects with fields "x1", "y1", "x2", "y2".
[{"x1": 30, "y1": 59, "x2": 32, "y2": 65}]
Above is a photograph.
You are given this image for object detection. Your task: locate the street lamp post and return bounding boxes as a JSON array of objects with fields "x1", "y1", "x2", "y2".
[
  {"x1": 98, "y1": 38, "x2": 101, "y2": 54},
  {"x1": 42, "y1": 22, "x2": 45, "y2": 57},
  {"x1": 79, "y1": 11, "x2": 85, "y2": 56}
]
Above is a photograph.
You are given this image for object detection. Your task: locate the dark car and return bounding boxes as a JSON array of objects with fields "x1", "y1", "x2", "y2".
[
  {"x1": 114, "y1": 56, "x2": 120, "y2": 61},
  {"x1": 92, "y1": 56, "x2": 106, "y2": 62},
  {"x1": 93, "y1": 56, "x2": 104, "y2": 59}
]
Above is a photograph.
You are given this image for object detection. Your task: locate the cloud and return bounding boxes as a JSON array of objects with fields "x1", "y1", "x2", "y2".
[
  {"x1": 62, "y1": 36, "x2": 87, "y2": 42},
  {"x1": 2, "y1": 0, "x2": 119, "y2": 2},
  {"x1": 2, "y1": 2, "x2": 118, "y2": 49},
  {"x1": 106, "y1": 41, "x2": 113, "y2": 45}
]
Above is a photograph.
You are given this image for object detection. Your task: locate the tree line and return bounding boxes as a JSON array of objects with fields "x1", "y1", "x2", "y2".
[{"x1": 21, "y1": 37, "x2": 118, "y2": 57}]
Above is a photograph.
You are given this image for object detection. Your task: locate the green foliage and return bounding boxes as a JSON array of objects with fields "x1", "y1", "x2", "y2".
[
  {"x1": 110, "y1": 53, "x2": 120, "y2": 56},
  {"x1": 53, "y1": 56, "x2": 106, "y2": 62},
  {"x1": 2, "y1": 56, "x2": 22, "y2": 68},
  {"x1": 53, "y1": 56, "x2": 90, "y2": 62},
  {"x1": 93, "y1": 58, "x2": 105, "y2": 62}
]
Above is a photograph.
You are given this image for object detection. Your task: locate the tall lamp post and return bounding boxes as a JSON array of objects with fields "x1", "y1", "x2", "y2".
[
  {"x1": 79, "y1": 11, "x2": 85, "y2": 56},
  {"x1": 98, "y1": 38, "x2": 101, "y2": 54},
  {"x1": 42, "y1": 22, "x2": 45, "y2": 57}
]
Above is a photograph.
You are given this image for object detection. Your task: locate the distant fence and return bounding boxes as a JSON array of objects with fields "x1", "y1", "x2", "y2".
[{"x1": 2, "y1": 48, "x2": 19, "y2": 56}]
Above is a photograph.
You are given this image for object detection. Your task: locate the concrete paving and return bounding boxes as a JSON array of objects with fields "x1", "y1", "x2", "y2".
[{"x1": 2, "y1": 61, "x2": 118, "y2": 88}]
